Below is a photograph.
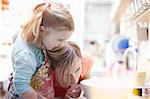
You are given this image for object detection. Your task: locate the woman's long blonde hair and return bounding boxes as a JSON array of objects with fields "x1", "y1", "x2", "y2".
[
  {"x1": 21, "y1": 1, "x2": 74, "y2": 47},
  {"x1": 47, "y1": 41, "x2": 82, "y2": 87}
]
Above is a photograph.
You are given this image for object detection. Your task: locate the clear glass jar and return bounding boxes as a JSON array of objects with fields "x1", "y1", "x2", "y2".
[
  {"x1": 133, "y1": 0, "x2": 141, "y2": 16},
  {"x1": 142, "y1": 0, "x2": 149, "y2": 9},
  {"x1": 137, "y1": 0, "x2": 145, "y2": 14},
  {"x1": 130, "y1": 0, "x2": 136, "y2": 17}
]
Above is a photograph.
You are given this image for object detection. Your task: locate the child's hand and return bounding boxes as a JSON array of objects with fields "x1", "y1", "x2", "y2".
[{"x1": 65, "y1": 84, "x2": 83, "y2": 99}]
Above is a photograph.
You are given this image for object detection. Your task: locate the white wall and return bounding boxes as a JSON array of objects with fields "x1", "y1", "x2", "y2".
[
  {"x1": 66, "y1": 0, "x2": 85, "y2": 49},
  {"x1": 84, "y1": 3, "x2": 112, "y2": 42}
]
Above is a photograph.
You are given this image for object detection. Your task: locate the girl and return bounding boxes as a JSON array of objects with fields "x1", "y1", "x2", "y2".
[
  {"x1": 46, "y1": 41, "x2": 93, "y2": 99},
  {"x1": 5, "y1": 1, "x2": 74, "y2": 99},
  {"x1": 47, "y1": 41, "x2": 83, "y2": 99}
]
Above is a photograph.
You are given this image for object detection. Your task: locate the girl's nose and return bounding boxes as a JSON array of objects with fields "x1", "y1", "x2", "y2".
[{"x1": 70, "y1": 74, "x2": 77, "y2": 84}]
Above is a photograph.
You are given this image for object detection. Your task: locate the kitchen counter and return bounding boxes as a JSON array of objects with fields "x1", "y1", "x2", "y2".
[{"x1": 81, "y1": 78, "x2": 150, "y2": 99}]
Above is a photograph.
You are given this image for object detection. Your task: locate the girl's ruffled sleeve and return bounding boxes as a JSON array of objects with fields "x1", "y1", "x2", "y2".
[{"x1": 80, "y1": 52, "x2": 94, "y2": 80}]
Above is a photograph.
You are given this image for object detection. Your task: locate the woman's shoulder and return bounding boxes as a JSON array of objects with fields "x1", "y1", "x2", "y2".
[
  {"x1": 12, "y1": 34, "x2": 33, "y2": 54},
  {"x1": 12, "y1": 48, "x2": 45, "y2": 70}
]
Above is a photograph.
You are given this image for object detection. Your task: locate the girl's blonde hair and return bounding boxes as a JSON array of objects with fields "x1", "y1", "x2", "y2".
[
  {"x1": 21, "y1": 1, "x2": 74, "y2": 47},
  {"x1": 47, "y1": 41, "x2": 82, "y2": 87}
]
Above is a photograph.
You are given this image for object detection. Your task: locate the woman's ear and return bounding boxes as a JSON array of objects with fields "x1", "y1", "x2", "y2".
[{"x1": 40, "y1": 26, "x2": 46, "y2": 35}]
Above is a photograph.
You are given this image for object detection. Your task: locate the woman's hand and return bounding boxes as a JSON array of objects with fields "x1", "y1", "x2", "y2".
[{"x1": 65, "y1": 84, "x2": 83, "y2": 99}]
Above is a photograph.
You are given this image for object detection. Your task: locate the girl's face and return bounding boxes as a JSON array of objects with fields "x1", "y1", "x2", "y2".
[
  {"x1": 40, "y1": 26, "x2": 72, "y2": 50},
  {"x1": 56, "y1": 56, "x2": 82, "y2": 88}
]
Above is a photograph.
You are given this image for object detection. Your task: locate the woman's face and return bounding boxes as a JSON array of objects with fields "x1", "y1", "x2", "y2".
[{"x1": 41, "y1": 27, "x2": 72, "y2": 50}]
